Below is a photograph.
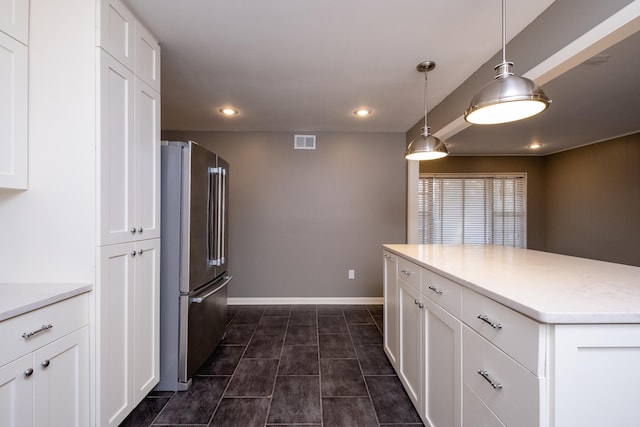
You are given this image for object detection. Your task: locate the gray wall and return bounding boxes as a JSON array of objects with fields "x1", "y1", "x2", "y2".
[
  {"x1": 162, "y1": 131, "x2": 407, "y2": 298},
  {"x1": 544, "y1": 133, "x2": 640, "y2": 267},
  {"x1": 418, "y1": 156, "x2": 546, "y2": 250}
]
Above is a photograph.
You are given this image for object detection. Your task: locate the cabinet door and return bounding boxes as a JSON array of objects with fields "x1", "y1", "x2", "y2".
[
  {"x1": 134, "y1": 22, "x2": 160, "y2": 92},
  {"x1": 552, "y1": 324, "x2": 640, "y2": 427},
  {"x1": 423, "y1": 298, "x2": 462, "y2": 427},
  {"x1": 0, "y1": 31, "x2": 28, "y2": 189},
  {"x1": 133, "y1": 77, "x2": 160, "y2": 240},
  {"x1": 0, "y1": 0, "x2": 29, "y2": 44},
  {"x1": 398, "y1": 278, "x2": 423, "y2": 409},
  {"x1": 98, "y1": 50, "x2": 135, "y2": 246},
  {"x1": 0, "y1": 354, "x2": 33, "y2": 427},
  {"x1": 33, "y1": 327, "x2": 89, "y2": 427},
  {"x1": 383, "y1": 252, "x2": 399, "y2": 368},
  {"x1": 98, "y1": 0, "x2": 135, "y2": 70},
  {"x1": 133, "y1": 238, "x2": 160, "y2": 403},
  {"x1": 97, "y1": 242, "x2": 136, "y2": 427}
]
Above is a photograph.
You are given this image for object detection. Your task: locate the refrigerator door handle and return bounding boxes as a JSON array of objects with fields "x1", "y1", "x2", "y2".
[
  {"x1": 191, "y1": 275, "x2": 232, "y2": 303},
  {"x1": 219, "y1": 167, "x2": 227, "y2": 265},
  {"x1": 208, "y1": 167, "x2": 221, "y2": 266}
]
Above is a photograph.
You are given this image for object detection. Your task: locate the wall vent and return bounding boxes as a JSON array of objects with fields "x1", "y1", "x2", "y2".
[{"x1": 294, "y1": 134, "x2": 316, "y2": 150}]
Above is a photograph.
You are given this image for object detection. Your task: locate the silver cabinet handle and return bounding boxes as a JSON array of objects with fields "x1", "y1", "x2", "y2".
[
  {"x1": 130, "y1": 227, "x2": 137, "y2": 234},
  {"x1": 131, "y1": 250, "x2": 137, "y2": 257},
  {"x1": 24, "y1": 368, "x2": 33, "y2": 378},
  {"x1": 418, "y1": 302, "x2": 424, "y2": 309},
  {"x1": 41, "y1": 360, "x2": 50, "y2": 368},
  {"x1": 138, "y1": 249, "x2": 144, "y2": 255},
  {"x1": 477, "y1": 314, "x2": 502, "y2": 329},
  {"x1": 191, "y1": 276, "x2": 233, "y2": 304},
  {"x1": 384, "y1": 254, "x2": 392, "y2": 259},
  {"x1": 428, "y1": 285, "x2": 443, "y2": 295},
  {"x1": 478, "y1": 370, "x2": 503, "y2": 389},
  {"x1": 138, "y1": 227, "x2": 143, "y2": 233},
  {"x1": 414, "y1": 299, "x2": 419, "y2": 305},
  {"x1": 22, "y1": 324, "x2": 53, "y2": 339},
  {"x1": 401, "y1": 269, "x2": 413, "y2": 276}
]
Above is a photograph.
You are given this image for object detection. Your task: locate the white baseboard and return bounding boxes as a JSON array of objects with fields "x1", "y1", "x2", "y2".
[{"x1": 227, "y1": 296, "x2": 383, "y2": 306}]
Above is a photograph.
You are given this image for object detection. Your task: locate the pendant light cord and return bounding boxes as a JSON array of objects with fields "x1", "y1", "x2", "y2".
[
  {"x1": 501, "y1": 0, "x2": 507, "y2": 63},
  {"x1": 423, "y1": 71, "x2": 428, "y2": 129}
]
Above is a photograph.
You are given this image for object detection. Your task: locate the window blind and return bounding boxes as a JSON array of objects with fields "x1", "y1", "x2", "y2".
[{"x1": 418, "y1": 174, "x2": 526, "y2": 247}]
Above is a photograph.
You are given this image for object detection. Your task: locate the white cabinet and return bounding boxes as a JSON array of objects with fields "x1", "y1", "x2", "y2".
[
  {"x1": 97, "y1": 238, "x2": 160, "y2": 427},
  {"x1": 0, "y1": 27, "x2": 28, "y2": 189},
  {"x1": 95, "y1": 1, "x2": 161, "y2": 425},
  {"x1": 551, "y1": 324, "x2": 640, "y2": 427},
  {"x1": 0, "y1": 294, "x2": 89, "y2": 427},
  {"x1": 0, "y1": 0, "x2": 29, "y2": 44},
  {"x1": 383, "y1": 251, "x2": 399, "y2": 368},
  {"x1": 390, "y1": 255, "x2": 463, "y2": 427},
  {"x1": 398, "y1": 277, "x2": 423, "y2": 408},
  {"x1": 98, "y1": 51, "x2": 160, "y2": 246},
  {"x1": 422, "y1": 297, "x2": 461, "y2": 427}
]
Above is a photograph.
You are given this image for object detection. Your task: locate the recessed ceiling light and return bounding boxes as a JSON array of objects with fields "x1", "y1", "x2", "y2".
[
  {"x1": 353, "y1": 108, "x2": 373, "y2": 117},
  {"x1": 528, "y1": 142, "x2": 542, "y2": 149},
  {"x1": 219, "y1": 107, "x2": 239, "y2": 116}
]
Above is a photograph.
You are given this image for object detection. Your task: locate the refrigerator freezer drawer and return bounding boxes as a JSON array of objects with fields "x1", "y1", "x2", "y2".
[{"x1": 178, "y1": 275, "x2": 231, "y2": 385}]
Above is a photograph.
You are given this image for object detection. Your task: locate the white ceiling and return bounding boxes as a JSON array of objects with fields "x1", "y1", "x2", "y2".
[
  {"x1": 122, "y1": 0, "x2": 640, "y2": 155},
  {"x1": 123, "y1": 0, "x2": 554, "y2": 133}
]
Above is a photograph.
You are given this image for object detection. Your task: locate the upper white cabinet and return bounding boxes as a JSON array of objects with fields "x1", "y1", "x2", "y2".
[
  {"x1": 0, "y1": 0, "x2": 29, "y2": 44},
  {"x1": 0, "y1": 4, "x2": 28, "y2": 190},
  {"x1": 98, "y1": 0, "x2": 135, "y2": 70},
  {"x1": 135, "y1": 22, "x2": 160, "y2": 92},
  {"x1": 97, "y1": 51, "x2": 160, "y2": 245},
  {"x1": 98, "y1": 0, "x2": 160, "y2": 91}
]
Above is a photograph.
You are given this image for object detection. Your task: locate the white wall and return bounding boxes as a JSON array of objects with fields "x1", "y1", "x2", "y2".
[{"x1": 0, "y1": 0, "x2": 97, "y2": 282}]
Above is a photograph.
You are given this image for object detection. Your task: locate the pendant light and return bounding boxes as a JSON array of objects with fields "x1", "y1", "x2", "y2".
[
  {"x1": 464, "y1": 0, "x2": 550, "y2": 125},
  {"x1": 405, "y1": 61, "x2": 448, "y2": 160}
]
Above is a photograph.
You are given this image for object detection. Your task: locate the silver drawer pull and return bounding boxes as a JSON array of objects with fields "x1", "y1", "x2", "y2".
[
  {"x1": 384, "y1": 254, "x2": 392, "y2": 259},
  {"x1": 477, "y1": 314, "x2": 502, "y2": 329},
  {"x1": 428, "y1": 285, "x2": 443, "y2": 295},
  {"x1": 400, "y1": 269, "x2": 413, "y2": 276},
  {"x1": 478, "y1": 370, "x2": 503, "y2": 389},
  {"x1": 24, "y1": 368, "x2": 33, "y2": 378},
  {"x1": 22, "y1": 324, "x2": 53, "y2": 339},
  {"x1": 41, "y1": 360, "x2": 50, "y2": 368}
]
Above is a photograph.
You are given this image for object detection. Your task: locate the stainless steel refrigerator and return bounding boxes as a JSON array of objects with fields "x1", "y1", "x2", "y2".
[{"x1": 156, "y1": 140, "x2": 232, "y2": 391}]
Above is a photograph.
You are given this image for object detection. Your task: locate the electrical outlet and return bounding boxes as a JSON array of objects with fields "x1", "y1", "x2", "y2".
[{"x1": 348, "y1": 269, "x2": 355, "y2": 280}]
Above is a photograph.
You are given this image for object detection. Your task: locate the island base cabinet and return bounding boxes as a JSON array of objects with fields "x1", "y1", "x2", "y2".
[
  {"x1": 551, "y1": 324, "x2": 640, "y2": 427},
  {"x1": 383, "y1": 252, "x2": 399, "y2": 368},
  {"x1": 398, "y1": 279, "x2": 423, "y2": 408},
  {"x1": 423, "y1": 298, "x2": 461, "y2": 427}
]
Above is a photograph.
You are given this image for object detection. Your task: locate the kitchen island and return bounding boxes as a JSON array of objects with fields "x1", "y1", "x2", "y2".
[{"x1": 382, "y1": 244, "x2": 640, "y2": 427}]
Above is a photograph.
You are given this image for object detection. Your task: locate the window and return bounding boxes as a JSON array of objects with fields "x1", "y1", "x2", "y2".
[{"x1": 418, "y1": 174, "x2": 526, "y2": 247}]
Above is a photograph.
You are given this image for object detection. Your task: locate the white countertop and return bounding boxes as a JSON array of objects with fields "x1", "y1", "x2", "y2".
[
  {"x1": 383, "y1": 244, "x2": 640, "y2": 324},
  {"x1": 0, "y1": 283, "x2": 93, "y2": 322}
]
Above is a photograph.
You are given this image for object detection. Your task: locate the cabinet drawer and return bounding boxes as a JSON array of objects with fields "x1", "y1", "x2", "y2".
[
  {"x1": 0, "y1": 293, "x2": 89, "y2": 366},
  {"x1": 463, "y1": 326, "x2": 543, "y2": 427},
  {"x1": 462, "y1": 288, "x2": 545, "y2": 375},
  {"x1": 422, "y1": 268, "x2": 462, "y2": 317},
  {"x1": 397, "y1": 257, "x2": 421, "y2": 291},
  {"x1": 463, "y1": 385, "x2": 505, "y2": 427}
]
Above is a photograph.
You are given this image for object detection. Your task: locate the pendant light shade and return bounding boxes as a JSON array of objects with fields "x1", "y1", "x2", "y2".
[
  {"x1": 464, "y1": 0, "x2": 550, "y2": 125},
  {"x1": 405, "y1": 61, "x2": 449, "y2": 160},
  {"x1": 405, "y1": 127, "x2": 448, "y2": 160}
]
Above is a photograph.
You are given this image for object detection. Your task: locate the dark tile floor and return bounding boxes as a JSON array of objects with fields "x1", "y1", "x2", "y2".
[{"x1": 120, "y1": 304, "x2": 424, "y2": 427}]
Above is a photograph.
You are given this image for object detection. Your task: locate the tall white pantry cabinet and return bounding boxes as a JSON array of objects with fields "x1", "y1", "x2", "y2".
[{"x1": 96, "y1": 1, "x2": 161, "y2": 426}]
